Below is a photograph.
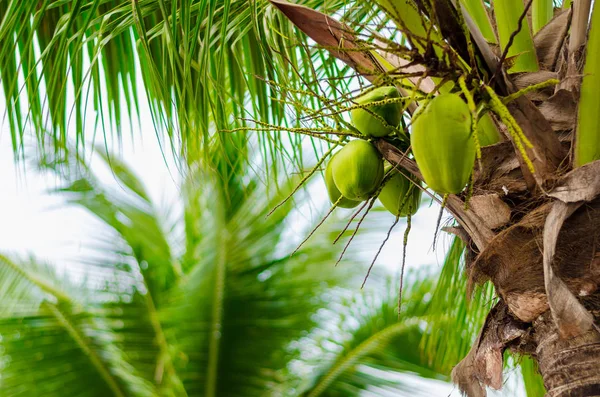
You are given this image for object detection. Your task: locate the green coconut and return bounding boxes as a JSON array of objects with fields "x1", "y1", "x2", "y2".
[
  {"x1": 351, "y1": 86, "x2": 403, "y2": 138},
  {"x1": 324, "y1": 153, "x2": 362, "y2": 209},
  {"x1": 378, "y1": 168, "x2": 422, "y2": 217},
  {"x1": 332, "y1": 140, "x2": 384, "y2": 201},
  {"x1": 411, "y1": 93, "x2": 475, "y2": 195}
]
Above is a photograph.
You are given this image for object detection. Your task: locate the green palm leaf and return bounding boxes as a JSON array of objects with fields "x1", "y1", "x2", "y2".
[
  {"x1": 419, "y1": 237, "x2": 495, "y2": 374},
  {"x1": 295, "y1": 275, "x2": 449, "y2": 397},
  {"x1": 0, "y1": 255, "x2": 156, "y2": 396},
  {"x1": 0, "y1": 0, "x2": 366, "y2": 173}
]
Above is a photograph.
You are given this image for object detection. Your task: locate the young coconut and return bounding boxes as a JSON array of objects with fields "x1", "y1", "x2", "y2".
[
  {"x1": 332, "y1": 140, "x2": 384, "y2": 201},
  {"x1": 351, "y1": 86, "x2": 403, "y2": 138},
  {"x1": 411, "y1": 93, "x2": 475, "y2": 195},
  {"x1": 378, "y1": 167, "x2": 422, "y2": 217},
  {"x1": 324, "y1": 152, "x2": 362, "y2": 209}
]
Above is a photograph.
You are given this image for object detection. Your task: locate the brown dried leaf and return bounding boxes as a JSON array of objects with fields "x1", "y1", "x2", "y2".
[
  {"x1": 476, "y1": 142, "x2": 517, "y2": 177},
  {"x1": 511, "y1": 70, "x2": 558, "y2": 101},
  {"x1": 473, "y1": 141, "x2": 527, "y2": 195},
  {"x1": 543, "y1": 201, "x2": 595, "y2": 338},
  {"x1": 534, "y1": 9, "x2": 571, "y2": 70},
  {"x1": 548, "y1": 159, "x2": 600, "y2": 202},
  {"x1": 468, "y1": 194, "x2": 511, "y2": 229},
  {"x1": 504, "y1": 291, "x2": 548, "y2": 323},
  {"x1": 470, "y1": 204, "x2": 551, "y2": 322},
  {"x1": 269, "y1": 0, "x2": 382, "y2": 81},
  {"x1": 542, "y1": 159, "x2": 600, "y2": 336},
  {"x1": 448, "y1": 195, "x2": 495, "y2": 250},
  {"x1": 557, "y1": 45, "x2": 586, "y2": 94},
  {"x1": 538, "y1": 89, "x2": 577, "y2": 131},
  {"x1": 452, "y1": 302, "x2": 527, "y2": 397}
]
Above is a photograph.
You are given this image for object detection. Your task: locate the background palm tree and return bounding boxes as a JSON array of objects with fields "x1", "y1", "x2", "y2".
[{"x1": 0, "y1": 143, "x2": 480, "y2": 396}]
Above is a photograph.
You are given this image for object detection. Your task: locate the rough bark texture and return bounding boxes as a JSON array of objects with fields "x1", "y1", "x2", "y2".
[
  {"x1": 454, "y1": 195, "x2": 600, "y2": 396},
  {"x1": 533, "y1": 308, "x2": 600, "y2": 396}
]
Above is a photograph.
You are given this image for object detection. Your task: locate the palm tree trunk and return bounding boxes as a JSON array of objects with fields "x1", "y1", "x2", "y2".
[
  {"x1": 450, "y1": 191, "x2": 600, "y2": 396},
  {"x1": 533, "y1": 306, "x2": 600, "y2": 396},
  {"x1": 453, "y1": 294, "x2": 600, "y2": 397}
]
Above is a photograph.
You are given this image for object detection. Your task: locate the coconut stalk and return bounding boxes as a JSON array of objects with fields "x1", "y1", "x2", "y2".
[
  {"x1": 575, "y1": 1, "x2": 600, "y2": 166},
  {"x1": 532, "y1": 0, "x2": 554, "y2": 34},
  {"x1": 458, "y1": 0, "x2": 497, "y2": 43},
  {"x1": 569, "y1": 0, "x2": 592, "y2": 52},
  {"x1": 376, "y1": 0, "x2": 501, "y2": 147},
  {"x1": 493, "y1": 0, "x2": 539, "y2": 72}
]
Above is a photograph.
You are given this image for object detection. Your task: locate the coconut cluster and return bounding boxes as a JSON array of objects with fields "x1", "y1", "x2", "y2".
[
  {"x1": 324, "y1": 86, "x2": 422, "y2": 217},
  {"x1": 325, "y1": 88, "x2": 486, "y2": 217}
]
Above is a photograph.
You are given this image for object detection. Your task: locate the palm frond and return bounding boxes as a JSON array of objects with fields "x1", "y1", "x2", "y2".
[
  {"x1": 28, "y1": 140, "x2": 444, "y2": 395},
  {"x1": 37, "y1": 146, "x2": 188, "y2": 393},
  {"x1": 163, "y1": 172, "x2": 363, "y2": 396},
  {"x1": 520, "y1": 355, "x2": 546, "y2": 397},
  {"x1": 0, "y1": 0, "x2": 372, "y2": 175},
  {"x1": 0, "y1": 254, "x2": 69, "y2": 317},
  {"x1": 0, "y1": 254, "x2": 155, "y2": 396},
  {"x1": 52, "y1": 153, "x2": 178, "y2": 301},
  {"x1": 575, "y1": 0, "x2": 600, "y2": 166},
  {"x1": 420, "y1": 237, "x2": 495, "y2": 374},
  {"x1": 294, "y1": 274, "x2": 450, "y2": 397}
]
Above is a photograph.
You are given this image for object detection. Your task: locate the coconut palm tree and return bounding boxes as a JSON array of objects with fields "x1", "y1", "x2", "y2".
[
  {"x1": 0, "y1": 143, "x2": 465, "y2": 396},
  {"x1": 1, "y1": 0, "x2": 597, "y2": 395},
  {"x1": 264, "y1": 1, "x2": 600, "y2": 395},
  {"x1": 269, "y1": 0, "x2": 600, "y2": 393}
]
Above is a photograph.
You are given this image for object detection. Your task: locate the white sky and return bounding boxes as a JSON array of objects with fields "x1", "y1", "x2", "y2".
[{"x1": 0, "y1": 118, "x2": 180, "y2": 268}]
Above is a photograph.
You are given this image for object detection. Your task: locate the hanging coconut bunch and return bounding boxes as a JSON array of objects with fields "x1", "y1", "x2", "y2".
[
  {"x1": 274, "y1": 0, "x2": 600, "y2": 394},
  {"x1": 324, "y1": 139, "x2": 384, "y2": 205},
  {"x1": 330, "y1": 139, "x2": 384, "y2": 201},
  {"x1": 378, "y1": 165, "x2": 422, "y2": 217},
  {"x1": 324, "y1": 151, "x2": 362, "y2": 209},
  {"x1": 324, "y1": 85, "x2": 422, "y2": 217}
]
